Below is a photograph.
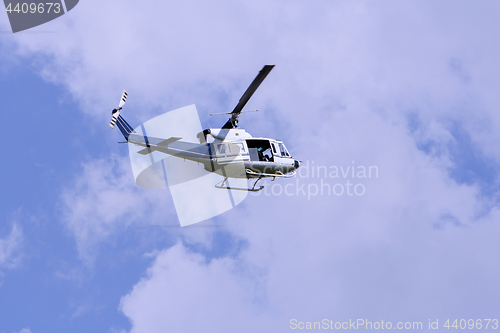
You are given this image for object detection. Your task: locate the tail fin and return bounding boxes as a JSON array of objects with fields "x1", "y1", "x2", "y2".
[{"x1": 115, "y1": 114, "x2": 136, "y2": 140}]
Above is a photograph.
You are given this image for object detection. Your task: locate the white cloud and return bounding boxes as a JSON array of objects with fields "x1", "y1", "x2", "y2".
[
  {"x1": 16, "y1": 329, "x2": 32, "y2": 333},
  {"x1": 120, "y1": 242, "x2": 270, "y2": 332},
  {"x1": 0, "y1": 223, "x2": 23, "y2": 272},
  {"x1": 59, "y1": 154, "x2": 176, "y2": 265}
]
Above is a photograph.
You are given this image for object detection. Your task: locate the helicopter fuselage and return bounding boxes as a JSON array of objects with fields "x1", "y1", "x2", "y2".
[{"x1": 126, "y1": 127, "x2": 299, "y2": 180}]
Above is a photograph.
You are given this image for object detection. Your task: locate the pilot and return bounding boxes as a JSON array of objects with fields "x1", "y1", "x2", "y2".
[
  {"x1": 257, "y1": 147, "x2": 265, "y2": 161},
  {"x1": 259, "y1": 147, "x2": 272, "y2": 162}
]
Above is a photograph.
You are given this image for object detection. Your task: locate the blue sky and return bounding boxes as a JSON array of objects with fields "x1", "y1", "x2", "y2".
[{"x1": 2, "y1": 1, "x2": 500, "y2": 332}]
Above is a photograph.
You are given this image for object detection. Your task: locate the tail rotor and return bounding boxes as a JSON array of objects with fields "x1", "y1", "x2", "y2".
[{"x1": 110, "y1": 89, "x2": 128, "y2": 128}]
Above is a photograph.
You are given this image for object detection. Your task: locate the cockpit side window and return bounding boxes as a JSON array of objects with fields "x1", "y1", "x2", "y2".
[
  {"x1": 271, "y1": 143, "x2": 278, "y2": 155},
  {"x1": 218, "y1": 144, "x2": 227, "y2": 154},
  {"x1": 246, "y1": 139, "x2": 274, "y2": 162}
]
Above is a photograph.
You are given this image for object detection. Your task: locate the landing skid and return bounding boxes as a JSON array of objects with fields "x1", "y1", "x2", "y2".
[{"x1": 215, "y1": 177, "x2": 264, "y2": 192}]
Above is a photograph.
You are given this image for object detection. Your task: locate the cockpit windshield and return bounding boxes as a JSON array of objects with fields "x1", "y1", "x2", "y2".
[{"x1": 278, "y1": 142, "x2": 290, "y2": 157}]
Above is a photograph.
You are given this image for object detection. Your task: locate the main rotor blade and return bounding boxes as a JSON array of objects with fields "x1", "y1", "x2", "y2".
[
  {"x1": 222, "y1": 65, "x2": 274, "y2": 129},
  {"x1": 231, "y1": 65, "x2": 274, "y2": 116}
]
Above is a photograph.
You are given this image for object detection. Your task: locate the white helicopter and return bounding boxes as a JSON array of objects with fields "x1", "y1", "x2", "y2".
[{"x1": 109, "y1": 65, "x2": 300, "y2": 192}]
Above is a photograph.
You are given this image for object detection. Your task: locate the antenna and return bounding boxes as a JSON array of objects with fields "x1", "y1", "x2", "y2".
[{"x1": 210, "y1": 110, "x2": 258, "y2": 116}]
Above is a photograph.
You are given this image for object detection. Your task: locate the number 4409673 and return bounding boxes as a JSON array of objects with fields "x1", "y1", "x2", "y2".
[
  {"x1": 444, "y1": 319, "x2": 499, "y2": 330},
  {"x1": 5, "y1": 3, "x2": 61, "y2": 14}
]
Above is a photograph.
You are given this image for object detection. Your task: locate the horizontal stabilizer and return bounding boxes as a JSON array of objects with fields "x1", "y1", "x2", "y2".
[
  {"x1": 158, "y1": 137, "x2": 182, "y2": 146},
  {"x1": 137, "y1": 147, "x2": 153, "y2": 155},
  {"x1": 136, "y1": 137, "x2": 183, "y2": 155}
]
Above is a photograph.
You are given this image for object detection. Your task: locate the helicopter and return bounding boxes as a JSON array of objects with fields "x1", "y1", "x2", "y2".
[{"x1": 109, "y1": 65, "x2": 300, "y2": 192}]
